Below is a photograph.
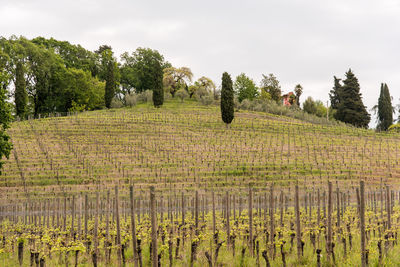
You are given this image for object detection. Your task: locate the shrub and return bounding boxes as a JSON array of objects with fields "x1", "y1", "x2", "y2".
[
  {"x1": 137, "y1": 90, "x2": 153, "y2": 103},
  {"x1": 176, "y1": 89, "x2": 189, "y2": 102},
  {"x1": 200, "y1": 95, "x2": 214, "y2": 106},
  {"x1": 124, "y1": 93, "x2": 137, "y2": 107},
  {"x1": 110, "y1": 98, "x2": 123, "y2": 108}
]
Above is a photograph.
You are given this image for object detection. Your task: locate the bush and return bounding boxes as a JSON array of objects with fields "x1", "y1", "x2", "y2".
[
  {"x1": 195, "y1": 87, "x2": 209, "y2": 100},
  {"x1": 200, "y1": 94, "x2": 214, "y2": 106},
  {"x1": 388, "y1": 124, "x2": 400, "y2": 133},
  {"x1": 236, "y1": 98, "x2": 341, "y2": 126},
  {"x1": 239, "y1": 99, "x2": 251, "y2": 110},
  {"x1": 68, "y1": 101, "x2": 86, "y2": 112},
  {"x1": 164, "y1": 92, "x2": 172, "y2": 100},
  {"x1": 110, "y1": 98, "x2": 123, "y2": 108},
  {"x1": 176, "y1": 89, "x2": 189, "y2": 102},
  {"x1": 124, "y1": 93, "x2": 137, "y2": 107},
  {"x1": 137, "y1": 90, "x2": 153, "y2": 103}
]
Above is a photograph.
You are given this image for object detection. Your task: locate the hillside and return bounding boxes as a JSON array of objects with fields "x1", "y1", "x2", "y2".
[{"x1": 1, "y1": 99, "x2": 399, "y2": 201}]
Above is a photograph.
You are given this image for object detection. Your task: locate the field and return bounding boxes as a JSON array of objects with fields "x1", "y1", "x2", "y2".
[{"x1": 1, "y1": 99, "x2": 400, "y2": 266}]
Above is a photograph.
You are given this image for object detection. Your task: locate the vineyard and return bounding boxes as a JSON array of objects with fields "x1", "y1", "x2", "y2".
[{"x1": 1, "y1": 99, "x2": 400, "y2": 266}]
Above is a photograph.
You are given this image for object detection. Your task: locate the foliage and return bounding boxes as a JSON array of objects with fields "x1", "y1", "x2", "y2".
[
  {"x1": 302, "y1": 97, "x2": 317, "y2": 115},
  {"x1": 175, "y1": 88, "x2": 189, "y2": 102},
  {"x1": 221, "y1": 72, "x2": 234, "y2": 125},
  {"x1": 303, "y1": 97, "x2": 327, "y2": 118},
  {"x1": 0, "y1": 77, "x2": 12, "y2": 174},
  {"x1": 376, "y1": 83, "x2": 393, "y2": 131},
  {"x1": 294, "y1": 84, "x2": 303, "y2": 106},
  {"x1": 120, "y1": 48, "x2": 168, "y2": 94},
  {"x1": 329, "y1": 76, "x2": 342, "y2": 110},
  {"x1": 234, "y1": 73, "x2": 259, "y2": 102},
  {"x1": 14, "y1": 60, "x2": 27, "y2": 118},
  {"x1": 124, "y1": 92, "x2": 137, "y2": 107},
  {"x1": 335, "y1": 69, "x2": 370, "y2": 128},
  {"x1": 260, "y1": 73, "x2": 281, "y2": 103},
  {"x1": 163, "y1": 66, "x2": 193, "y2": 97},
  {"x1": 105, "y1": 61, "x2": 116, "y2": 108},
  {"x1": 110, "y1": 97, "x2": 123, "y2": 108},
  {"x1": 388, "y1": 124, "x2": 400, "y2": 133}
]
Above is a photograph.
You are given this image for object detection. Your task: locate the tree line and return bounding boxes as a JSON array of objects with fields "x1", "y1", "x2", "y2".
[{"x1": 0, "y1": 36, "x2": 398, "y2": 131}]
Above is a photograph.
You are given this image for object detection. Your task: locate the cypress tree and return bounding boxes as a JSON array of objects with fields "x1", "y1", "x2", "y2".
[
  {"x1": 104, "y1": 61, "x2": 115, "y2": 108},
  {"x1": 152, "y1": 59, "x2": 164, "y2": 107},
  {"x1": 377, "y1": 83, "x2": 393, "y2": 131},
  {"x1": 329, "y1": 76, "x2": 342, "y2": 110},
  {"x1": 221, "y1": 72, "x2": 234, "y2": 125},
  {"x1": 335, "y1": 69, "x2": 370, "y2": 128},
  {"x1": 14, "y1": 61, "x2": 27, "y2": 118}
]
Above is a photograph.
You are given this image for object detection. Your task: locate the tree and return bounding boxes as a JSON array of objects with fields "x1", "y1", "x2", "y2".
[
  {"x1": 303, "y1": 97, "x2": 327, "y2": 118},
  {"x1": 234, "y1": 73, "x2": 259, "y2": 102},
  {"x1": 335, "y1": 69, "x2": 370, "y2": 128},
  {"x1": 152, "y1": 56, "x2": 164, "y2": 107},
  {"x1": 104, "y1": 61, "x2": 115, "y2": 108},
  {"x1": 260, "y1": 74, "x2": 281, "y2": 102},
  {"x1": 163, "y1": 66, "x2": 193, "y2": 97},
  {"x1": 294, "y1": 84, "x2": 303, "y2": 106},
  {"x1": 329, "y1": 76, "x2": 342, "y2": 110},
  {"x1": 176, "y1": 88, "x2": 189, "y2": 102},
  {"x1": 0, "y1": 58, "x2": 13, "y2": 174},
  {"x1": 120, "y1": 48, "x2": 168, "y2": 94},
  {"x1": 189, "y1": 76, "x2": 215, "y2": 98},
  {"x1": 14, "y1": 60, "x2": 27, "y2": 118},
  {"x1": 303, "y1": 97, "x2": 317, "y2": 115},
  {"x1": 221, "y1": 72, "x2": 234, "y2": 125},
  {"x1": 376, "y1": 83, "x2": 393, "y2": 131}
]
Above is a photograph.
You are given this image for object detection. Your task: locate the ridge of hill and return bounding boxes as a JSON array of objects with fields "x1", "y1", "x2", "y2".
[{"x1": 0, "y1": 99, "x2": 399, "y2": 201}]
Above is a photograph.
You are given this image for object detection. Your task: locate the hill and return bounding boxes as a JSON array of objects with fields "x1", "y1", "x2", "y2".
[{"x1": 0, "y1": 99, "x2": 399, "y2": 201}]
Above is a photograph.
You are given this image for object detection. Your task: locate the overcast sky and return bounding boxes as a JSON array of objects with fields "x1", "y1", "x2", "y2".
[{"x1": 1, "y1": 0, "x2": 400, "y2": 126}]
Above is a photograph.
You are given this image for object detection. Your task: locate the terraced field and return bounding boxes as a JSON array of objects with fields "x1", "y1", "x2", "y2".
[
  {"x1": 1, "y1": 99, "x2": 400, "y2": 266},
  {"x1": 1, "y1": 99, "x2": 399, "y2": 202}
]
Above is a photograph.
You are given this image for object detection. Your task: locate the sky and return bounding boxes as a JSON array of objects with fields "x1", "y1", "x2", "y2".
[{"x1": 1, "y1": 0, "x2": 400, "y2": 126}]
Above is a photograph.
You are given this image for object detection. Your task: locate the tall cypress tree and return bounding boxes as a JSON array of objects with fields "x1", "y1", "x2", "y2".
[
  {"x1": 335, "y1": 69, "x2": 370, "y2": 128},
  {"x1": 104, "y1": 61, "x2": 115, "y2": 108},
  {"x1": 329, "y1": 76, "x2": 342, "y2": 110},
  {"x1": 377, "y1": 83, "x2": 393, "y2": 131},
  {"x1": 221, "y1": 72, "x2": 234, "y2": 125},
  {"x1": 152, "y1": 59, "x2": 164, "y2": 107},
  {"x1": 14, "y1": 60, "x2": 27, "y2": 118}
]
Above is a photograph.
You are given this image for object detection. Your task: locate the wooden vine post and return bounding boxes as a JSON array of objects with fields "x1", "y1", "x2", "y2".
[
  {"x1": 150, "y1": 186, "x2": 158, "y2": 267},
  {"x1": 360, "y1": 181, "x2": 366, "y2": 267},
  {"x1": 327, "y1": 182, "x2": 332, "y2": 263},
  {"x1": 130, "y1": 185, "x2": 138, "y2": 267},
  {"x1": 115, "y1": 186, "x2": 122, "y2": 267},
  {"x1": 295, "y1": 184, "x2": 301, "y2": 259},
  {"x1": 249, "y1": 186, "x2": 253, "y2": 256}
]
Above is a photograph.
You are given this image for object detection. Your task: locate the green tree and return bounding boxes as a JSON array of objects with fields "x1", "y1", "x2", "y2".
[
  {"x1": 14, "y1": 60, "x2": 27, "y2": 118},
  {"x1": 260, "y1": 73, "x2": 281, "y2": 102},
  {"x1": 32, "y1": 37, "x2": 99, "y2": 76},
  {"x1": 303, "y1": 97, "x2": 327, "y2": 118},
  {"x1": 303, "y1": 96, "x2": 317, "y2": 115},
  {"x1": 0, "y1": 57, "x2": 13, "y2": 174},
  {"x1": 189, "y1": 76, "x2": 215, "y2": 98},
  {"x1": 335, "y1": 69, "x2": 370, "y2": 128},
  {"x1": 152, "y1": 56, "x2": 164, "y2": 107},
  {"x1": 121, "y1": 48, "x2": 168, "y2": 94},
  {"x1": 376, "y1": 83, "x2": 393, "y2": 131},
  {"x1": 221, "y1": 72, "x2": 234, "y2": 125},
  {"x1": 104, "y1": 61, "x2": 115, "y2": 108},
  {"x1": 294, "y1": 84, "x2": 303, "y2": 105},
  {"x1": 163, "y1": 66, "x2": 193, "y2": 97},
  {"x1": 234, "y1": 73, "x2": 259, "y2": 102},
  {"x1": 329, "y1": 76, "x2": 342, "y2": 110}
]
